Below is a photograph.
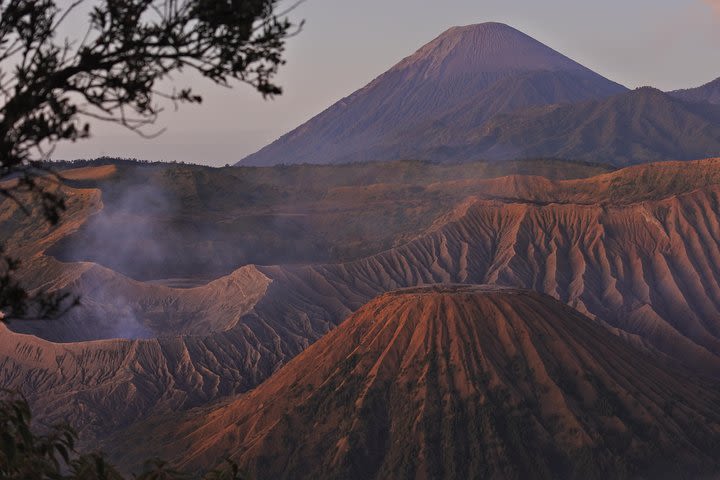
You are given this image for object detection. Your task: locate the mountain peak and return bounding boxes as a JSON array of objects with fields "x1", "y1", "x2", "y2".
[
  {"x1": 631, "y1": 86, "x2": 667, "y2": 98},
  {"x1": 396, "y1": 22, "x2": 589, "y2": 77},
  {"x1": 439, "y1": 21, "x2": 519, "y2": 36},
  {"x1": 238, "y1": 24, "x2": 626, "y2": 166}
]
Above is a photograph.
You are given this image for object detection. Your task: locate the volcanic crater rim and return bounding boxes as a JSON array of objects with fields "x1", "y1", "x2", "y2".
[{"x1": 384, "y1": 283, "x2": 525, "y2": 296}]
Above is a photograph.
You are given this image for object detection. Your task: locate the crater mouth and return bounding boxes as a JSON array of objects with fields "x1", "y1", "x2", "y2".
[{"x1": 5, "y1": 264, "x2": 272, "y2": 343}]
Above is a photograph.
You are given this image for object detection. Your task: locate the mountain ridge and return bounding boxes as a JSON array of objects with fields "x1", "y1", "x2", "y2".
[
  {"x1": 8, "y1": 159, "x2": 720, "y2": 454},
  {"x1": 670, "y1": 76, "x2": 720, "y2": 105},
  {"x1": 456, "y1": 87, "x2": 720, "y2": 165}
]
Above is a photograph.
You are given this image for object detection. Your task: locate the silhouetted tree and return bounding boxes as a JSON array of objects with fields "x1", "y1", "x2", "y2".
[
  {"x1": 0, "y1": 2, "x2": 299, "y2": 475},
  {"x1": 0, "y1": 0, "x2": 300, "y2": 322}
]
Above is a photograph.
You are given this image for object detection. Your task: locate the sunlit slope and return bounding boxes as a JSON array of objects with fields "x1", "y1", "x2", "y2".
[{"x1": 110, "y1": 287, "x2": 720, "y2": 479}]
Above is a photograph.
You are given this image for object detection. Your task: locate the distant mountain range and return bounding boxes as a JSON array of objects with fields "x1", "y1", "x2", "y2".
[
  {"x1": 670, "y1": 77, "x2": 720, "y2": 105},
  {"x1": 464, "y1": 87, "x2": 720, "y2": 165},
  {"x1": 239, "y1": 23, "x2": 720, "y2": 167}
]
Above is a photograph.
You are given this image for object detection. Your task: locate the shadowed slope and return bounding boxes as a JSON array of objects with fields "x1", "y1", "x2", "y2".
[
  {"x1": 111, "y1": 287, "x2": 720, "y2": 480},
  {"x1": 239, "y1": 23, "x2": 625, "y2": 166},
  {"x1": 460, "y1": 87, "x2": 720, "y2": 165},
  {"x1": 670, "y1": 76, "x2": 720, "y2": 105}
]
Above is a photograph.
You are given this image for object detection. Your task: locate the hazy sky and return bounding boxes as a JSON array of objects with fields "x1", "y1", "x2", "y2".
[{"x1": 54, "y1": 0, "x2": 720, "y2": 166}]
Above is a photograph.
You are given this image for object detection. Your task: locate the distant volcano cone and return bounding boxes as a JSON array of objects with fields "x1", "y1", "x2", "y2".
[
  {"x1": 111, "y1": 285, "x2": 720, "y2": 479},
  {"x1": 239, "y1": 23, "x2": 626, "y2": 166},
  {"x1": 391, "y1": 23, "x2": 597, "y2": 77}
]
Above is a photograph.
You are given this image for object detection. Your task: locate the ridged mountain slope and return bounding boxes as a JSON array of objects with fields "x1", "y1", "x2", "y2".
[
  {"x1": 670, "y1": 76, "x2": 720, "y2": 105},
  {"x1": 7, "y1": 160, "x2": 720, "y2": 449},
  {"x1": 110, "y1": 287, "x2": 720, "y2": 480},
  {"x1": 456, "y1": 87, "x2": 720, "y2": 165},
  {"x1": 239, "y1": 23, "x2": 626, "y2": 166}
]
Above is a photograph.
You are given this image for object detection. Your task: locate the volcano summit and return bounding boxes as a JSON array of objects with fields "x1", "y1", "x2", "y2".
[
  {"x1": 239, "y1": 23, "x2": 627, "y2": 166},
  {"x1": 109, "y1": 286, "x2": 720, "y2": 479}
]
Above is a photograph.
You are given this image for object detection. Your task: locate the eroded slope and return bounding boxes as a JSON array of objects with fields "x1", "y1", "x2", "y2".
[
  {"x1": 110, "y1": 287, "x2": 720, "y2": 479},
  {"x1": 6, "y1": 159, "x2": 720, "y2": 449}
]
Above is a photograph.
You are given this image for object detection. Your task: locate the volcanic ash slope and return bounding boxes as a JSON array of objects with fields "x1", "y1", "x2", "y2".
[{"x1": 112, "y1": 286, "x2": 720, "y2": 480}]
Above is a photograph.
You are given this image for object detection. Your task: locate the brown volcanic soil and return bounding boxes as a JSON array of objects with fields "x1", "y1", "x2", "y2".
[
  {"x1": 110, "y1": 286, "x2": 720, "y2": 480},
  {"x1": 0, "y1": 160, "x2": 612, "y2": 440},
  {"x1": 250, "y1": 159, "x2": 720, "y2": 376},
  {"x1": 7, "y1": 159, "x2": 720, "y2": 451}
]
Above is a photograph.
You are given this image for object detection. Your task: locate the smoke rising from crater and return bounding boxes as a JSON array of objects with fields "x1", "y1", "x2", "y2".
[
  {"x1": 46, "y1": 170, "x2": 179, "y2": 340},
  {"x1": 49, "y1": 169, "x2": 182, "y2": 281}
]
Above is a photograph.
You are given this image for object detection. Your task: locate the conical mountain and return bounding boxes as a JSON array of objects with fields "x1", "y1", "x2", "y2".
[
  {"x1": 670, "y1": 76, "x2": 720, "y2": 105},
  {"x1": 110, "y1": 286, "x2": 720, "y2": 479},
  {"x1": 239, "y1": 23, "x2": 626, "y2": 166}
]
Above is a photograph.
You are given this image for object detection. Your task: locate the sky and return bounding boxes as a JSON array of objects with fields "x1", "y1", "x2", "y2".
[{"x1": 54, "y1": 0, "x2": 720, "y2": 166}]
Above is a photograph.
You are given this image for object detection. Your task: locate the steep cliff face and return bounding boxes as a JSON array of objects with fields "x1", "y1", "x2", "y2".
[
  {"x1": 110, "y1": 287, "x2": 720, "y2": 479},
  {"x1": 239, "y1": 23, "x2": 625, "y2": 166}
]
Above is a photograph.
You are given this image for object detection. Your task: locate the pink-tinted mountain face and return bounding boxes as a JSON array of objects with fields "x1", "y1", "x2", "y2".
[
  {"x1": 239, "y1": 23, "x2": 626, "y2": 166},
  {"x1": 109, "y1": 287, "x2": 720, "y2": 479}
]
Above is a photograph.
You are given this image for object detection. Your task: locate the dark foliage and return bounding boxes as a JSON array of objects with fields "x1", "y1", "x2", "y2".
[{"x1": 0, "y1": 391, "x2": 250, "y2": 479}]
